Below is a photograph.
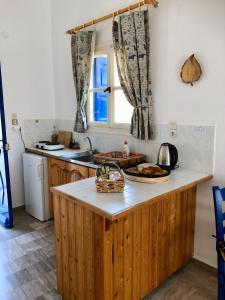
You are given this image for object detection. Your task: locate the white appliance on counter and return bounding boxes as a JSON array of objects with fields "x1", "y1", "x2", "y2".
[
  {"x1": 34, "y1": 141, "x2": 64, "y2": 151},
  {"x1": 23, "y1": 153, "x2": 50, "y2": 221}
]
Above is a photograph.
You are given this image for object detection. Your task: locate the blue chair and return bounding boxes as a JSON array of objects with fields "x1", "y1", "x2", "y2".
[{"x1": 212, "y1": 186, "x2": 225, "y2": 300}]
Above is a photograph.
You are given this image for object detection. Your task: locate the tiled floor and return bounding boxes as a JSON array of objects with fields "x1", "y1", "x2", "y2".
[
  {"x1": 145, "y1": 260, "x2": 217, "y2": 300},
  {"x1": 0, "y1": 209, "x2": 217, "y2": 300},
  {"x1": 0, "y1": 209, "x2": 61, "y2": 300}
]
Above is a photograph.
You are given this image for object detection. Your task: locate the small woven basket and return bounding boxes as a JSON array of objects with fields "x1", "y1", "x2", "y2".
[{"x1": 95, "y1": 161, "x2": 125, "y2": 193}]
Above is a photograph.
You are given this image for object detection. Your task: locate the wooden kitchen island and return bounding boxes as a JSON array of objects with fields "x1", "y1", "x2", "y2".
[{"x1": 51, "y1": 169, "x2": 212, "y2": 300}]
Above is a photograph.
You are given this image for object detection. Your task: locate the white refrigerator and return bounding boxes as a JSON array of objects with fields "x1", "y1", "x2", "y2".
[{"x1": 23, "y1": 153, "x2": 50, "y2": 221}]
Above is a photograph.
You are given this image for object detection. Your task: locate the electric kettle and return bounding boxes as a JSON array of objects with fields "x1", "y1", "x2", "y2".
[{"x1": 157, "y1": 143, "x2": 178, "y2": 170}]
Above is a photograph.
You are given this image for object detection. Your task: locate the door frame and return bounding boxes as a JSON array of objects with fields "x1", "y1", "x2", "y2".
[{"x1": 0, "y1": 63, "x2": 13, "y2": 228}]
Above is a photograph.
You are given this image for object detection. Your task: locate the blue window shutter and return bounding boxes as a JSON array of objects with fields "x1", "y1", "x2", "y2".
[{"x1": 92, "y1": 56, "x2": 108, "y2": 122}]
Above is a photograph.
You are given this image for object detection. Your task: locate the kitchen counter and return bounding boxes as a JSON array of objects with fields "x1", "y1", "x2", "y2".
[
  {"x1": 26, "y1": 147, "x2": 99, "y2": 169},
  {"x1": 52, "y1": 168, "x2": 212, "y2": 299},
  {"x1": 52, "y1": 168, "x2": 212, "y2": 221}
]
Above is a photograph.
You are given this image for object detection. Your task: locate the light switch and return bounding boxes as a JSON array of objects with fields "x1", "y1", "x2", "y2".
[
  {"x1": 12, "y1": 114, "x2": 18, "y2": 126},
  {"x1": 169, "y1": 121, "x2": 177, "y2": 137},
  {"x1": 12, "y1": 113, "x2": 20, "y2": 131}
]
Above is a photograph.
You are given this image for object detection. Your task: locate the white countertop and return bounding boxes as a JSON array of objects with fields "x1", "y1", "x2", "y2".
[
  {"x1": 52, "y1": 168, "x2": 212, "y2": 220},
  {"x1": 26, "y1": 147, "x2": 99, "y2": 169},
  {"x1": 27, "y1": 147, "x2": 85, "y2": 157}
]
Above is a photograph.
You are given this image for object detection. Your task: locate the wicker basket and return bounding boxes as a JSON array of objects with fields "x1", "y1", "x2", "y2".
[
  {"x1": 95, "y1": 162, "x2": 125, "y2": 193},
  {"x1": 94, "y1": 151, "x2": 145, "y2": 168}
]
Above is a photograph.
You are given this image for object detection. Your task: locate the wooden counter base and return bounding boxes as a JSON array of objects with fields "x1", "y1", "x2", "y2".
[{"x1": 53, "y1": 185, "x2": 196, "y2": 300}]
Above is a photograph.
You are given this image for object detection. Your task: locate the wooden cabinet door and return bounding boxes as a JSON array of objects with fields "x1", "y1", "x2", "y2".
[
  {"x1": 48, "y1": 158, "x2": 67, "y2": 187},
  {"x1": 88, "y1": 168, "x2": 96, "y2": 177},
  {"x1": 65, "y1": 162, "x2": 88, "y2": 182},
  {"x1": 48, "y1": 158, "x2": 89, "y2": 217},
  {"x1": 48, "y1": 158, "x2": 67, "y2": 216}
]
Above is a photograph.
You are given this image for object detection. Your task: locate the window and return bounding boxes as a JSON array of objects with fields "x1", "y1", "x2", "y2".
[
  {"x1": 88, "y1": 47, "x2": 133, "y2": 128},
  {"x1": 89, "y1": 55, "x2": 108, "y2": 123}
]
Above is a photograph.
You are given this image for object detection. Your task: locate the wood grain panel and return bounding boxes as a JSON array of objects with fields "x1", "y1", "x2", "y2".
[
  {"x1": 83, "y1": 209, "x2": 94, "y2": 300},
  {"x1": 190, "y1": 187, "x2": 197, "y2": 256},
  {"x1": 181, "y1": 190, "x2": 188, "y2": 265},
  {"x1": 175, "y1": 192, "x2": 182, "y2": 269},
  {"x1": 75, "y1": 205, "x2": 84, "y2": 299},
  {"x1": 123, "y1": 214, "x2": 133, "y2": 300},
  {"x1": 67, "y1": 201, "x2": 76, "y2": 300},
  {"x1": 132, "y1": 209, "x2": 141, "y2": 300},
  {"x1": 149, "y1": 201, "x2": 159, "y2": 291},
  {"x1": 186, "y1": 189, "x2": 193, "y2": 262},
  {"x1": 140, "y1": 206, "x2": 149, "y2": 298},
  {"x1": 88, "y1": 168, "x2": 96, "y2": 177},
  {"x1": 168, "y1": 193, "x2": 177, "y2": 274},
  {"x1": 60, "y1": 198, "x2": 70, "y2": 298},
  {"x1": 161, "y1": 197, "x2": 170, "y2": 283},
  {"x1": 53, "y1": 194, "x2": 63, "y2": 294},
  {"x1": 93, "y1": 214, "x2": 104, "y2": 300},
  {"x1": 113, "y1": 219, "x2": 124, "y2": 299},
  {"x1": 104, "y1": 220, "x2": 113, "y2": 300},
  {"x1": 61, "y1": 198, "x2": 70, "y2": 299},
  {"x1": 157, "y1": 198, "x2": 164, "y2": 285}
]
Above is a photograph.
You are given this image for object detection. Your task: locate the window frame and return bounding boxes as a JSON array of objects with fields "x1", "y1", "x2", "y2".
[{"x1": 87, "y1": 45, "x2": 131, "y2": 130}]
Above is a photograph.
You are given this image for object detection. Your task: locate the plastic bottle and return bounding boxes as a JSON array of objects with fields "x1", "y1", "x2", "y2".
[{"x1": 123, "y1": 141, "x2": 130, "y2": 158}]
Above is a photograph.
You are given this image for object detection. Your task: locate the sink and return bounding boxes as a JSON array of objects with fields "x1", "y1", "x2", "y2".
[
  {"x1": 60, "y1": 151, "x2": 92, "y2": 159},
  {"x1": 60, "y1": 151, "x2": 97, "y2": 165},
  {"x1": 71, "y1": 155, "x2": 95, "y2": 163}
]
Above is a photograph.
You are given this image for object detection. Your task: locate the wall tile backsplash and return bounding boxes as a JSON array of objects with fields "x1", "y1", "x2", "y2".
[
  {"x1": 160, "y1": 124, "x2": 215, "y2": 174},
  {"x1": 23, "y1": 119, "x2": 55, "y2": 147},
  {"x1": 24, "y1": 118, "x2": 215, "y2": 174}
]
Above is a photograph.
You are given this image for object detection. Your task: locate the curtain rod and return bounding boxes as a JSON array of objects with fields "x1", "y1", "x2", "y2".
[{"x1": 66, "y1": 0, "x2": 159, "y2": 35}]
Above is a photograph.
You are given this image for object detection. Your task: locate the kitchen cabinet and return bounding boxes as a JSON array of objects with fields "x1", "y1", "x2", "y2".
[
  {"x1": 51, "y1": 170, "x2": 212, "y2": 300},
  {"x1": 48, "y1": 158, "x2": 90, "y2": 217},
  {"x1": 52, "y1": 187, "x2": 198, "y2": 299}
]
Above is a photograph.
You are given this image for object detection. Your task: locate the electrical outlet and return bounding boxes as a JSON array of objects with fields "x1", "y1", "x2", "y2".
[{"x1": 169, "y1": 121, "x2": 177, "y2": 137}]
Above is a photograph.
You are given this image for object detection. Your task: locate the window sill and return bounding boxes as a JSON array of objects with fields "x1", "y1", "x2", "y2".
[{"x1": 87, "y1": 126, "x2": 131, "y2": 136}]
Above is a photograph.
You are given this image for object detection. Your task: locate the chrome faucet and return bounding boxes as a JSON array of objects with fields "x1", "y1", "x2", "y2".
[{"x1": 84, "y1": 136, "x2": 93, "y2": 153}]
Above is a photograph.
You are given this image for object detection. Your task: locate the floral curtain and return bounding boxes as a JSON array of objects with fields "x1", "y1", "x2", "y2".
[
  {"x1": 112, "y1": 10, "x2": 153, "y2": 140},
  {"x1": 71, "y1": 31, "x2": 95, "y2": 132}
]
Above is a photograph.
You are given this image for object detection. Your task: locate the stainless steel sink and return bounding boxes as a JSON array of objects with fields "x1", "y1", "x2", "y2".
[
  {"x1": 60, "y1": 151, "x2": 97, "y2": 165},
  {"x1": 60, "y1": 151, "x2": 92, "y2": 159},
  {"x1": 71, "y1": 155, "x2": 95, "y2": 163}
]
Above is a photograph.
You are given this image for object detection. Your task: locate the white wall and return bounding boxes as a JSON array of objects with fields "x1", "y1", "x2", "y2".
[
  {"x1": 50, "y1": 0, "x2": 225, "y2": 267},
  {"x1": 0, "y1": 0, "x2": 224, "y2": 268},
  {"x1": 0, "y1": 0, "x2": 55, "y2": 207}
]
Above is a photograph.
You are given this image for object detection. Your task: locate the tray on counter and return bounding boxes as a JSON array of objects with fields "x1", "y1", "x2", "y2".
[
  {"x1": 93, "y1": 151, "x2": 145, "y2": 168},
  {"x1": 123, "y1": 166, "x2": 170, "y2": 183}
]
